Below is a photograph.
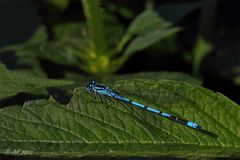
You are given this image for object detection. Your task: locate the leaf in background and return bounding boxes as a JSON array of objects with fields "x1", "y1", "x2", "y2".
[
  {"x1": 124, "y1": 27, "x2": 180, "y2": 56},
  {"x1": 0, "y1": 62, "x2": 74, "y2": 100},
  {"x1": 0, "y1": 23, "x2": 92, "y2": 74},
  {"x1": 53, "y1": 23, "x2": 88, "y2": 40},
  {"x1": 0, "y1": 26, "x2": 48, "y2": 76},
  {"x1": 39, "y1": 23, "x2": 93, "y2": 73},
  {"x1": 111, "y1": 9, "x2": 181, "y2": 72},
  {"x1": 46, "y1": 0, "x2": 71, "y2": 11},
  {"x1": 102, "y1": 12, "x2": 125, "y2": 50},
  {"x1": 115, "y1": 9, "x2": 180, "y2": 67},
  {"x1": 82, "y1": 0, "x2": 108, "y2": 56},
  {"x1": 233, "y1": 66, "x2": 240, "y2": 86},
  {"x1": 126, "y1": 9, "x2": 172, "y2": 36},
  {"x1": 0, "y1": 79, "x2": 239, "y2": 158},
  {"x1": 105, "y1": 3, "x2": 135, "y2": 20},
  {"x1": 118, "y1": 9, "x2": 172, "y2": 52},
  {"x1": 38, "y1": 41, "x2": 83, "y2": 67},
  {"x1": 147, "y1": 33, "x2": 179, "y2": 53},
  {"x1": 0, "y1": 26, "x2": 48, "y2": 53},
  {"x1": 192, "y1": 37, "x2": 212, "y2": 76},
  {"x1": 47, "y1": 23, "x2": 90, "y2": 62},
  {"x1": 234, "y1": 76, "x2": 240, "y2": 86},
  {"x1": 157, "y1": 2, "x2": 202, "y2": 23},
  {"x1": 183, "y1": 51, "x2": 193, "y2": 63}
]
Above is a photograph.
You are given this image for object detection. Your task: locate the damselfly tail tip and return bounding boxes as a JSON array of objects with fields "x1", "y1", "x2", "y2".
[{"x1": 187, "y1": 121, "x2": 202, "y2": 130}]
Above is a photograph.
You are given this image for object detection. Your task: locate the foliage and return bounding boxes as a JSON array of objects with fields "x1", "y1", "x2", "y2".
[
  {"x1": 0, "y1": 62, "x2": 73, "y2": 100},
  {"x1": 233, "y1": 66, "x2": 240, "y2": 86},
  {"x1": 0, "y1": 1, "x2": 180, "y2": 79},
  {"x1": 184, "y1": 37, "x2": 212, "y2": 77},
  {"x1": 0, "y1": 26, "x2": 48, "y2": 77},
  {"x1": 192, "y1": 37, "x2": 212, "y2": 76},
  {"x1": 234, "y1": 77, "x2": 240, "y2": 86},
  {"x1": 0, "y1": 79, "x2": 239, "y2": 158},
  {"x1": 46, "y1": 0, "x2": 71, "y2": 11}
]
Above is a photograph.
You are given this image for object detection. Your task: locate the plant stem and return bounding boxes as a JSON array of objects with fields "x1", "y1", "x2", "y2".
[{"x1": 82, "y1": 0, "x2": 108, "y2": 56}]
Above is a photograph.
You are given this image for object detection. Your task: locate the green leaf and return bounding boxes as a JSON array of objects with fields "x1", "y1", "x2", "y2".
[
  {"x1": 53, "y1": 23, "x2": 88, "y2": 40},
  {"x1": 233, "y1": 66, "x2": 240, "y2": 73},
  {"x1": 105, "y1": 3, "x2": 135, "y2": 19},
  {"x1": 0, "y1": 79, "x2": 239, "y2": 158},
  {"x1": 233, "y1": 67, "x2": 240, "y2": 86},
  {"x1": 112, "y1": 11, "x2": 180, "y2": 73},
  {"x1": 82, "y1": 0, "x2": 108, "y2": 56},
  {"x1": 102, "y1": 12, "x2": 125, "y2": 51},
  {"x1": 192, "y1": 37, "x2": 212, "y2": 76},
  {"x1": 124, "y1": 27, "x2": 180, "y2": 55},
  {"x1": 38, "y1": 23, "x2": 93, "y2": 73},
  {"x1": 46, "y1": 0, "x2": 71, "y2": 11},
  {"x1": 42, "y1": 23, "x2": 90, "y2": 65},
  {"x1": 38, "y1": 41, "x2": 83, "y2": 67},
  {"x1": 0, "y1": 62, "x2": 74, "y2": 100},
  {"x1": 0, "y1": 26, "x2": 48, "y2": 76},
  {"x1": 0, "y1": 26, "x2": 48, "y2": 53},
  {"x1": 0, "y1": 23, "x2": 91, "y2": 74},
  {"x1": 234, "y1": 76, "x2": 240, "y2": 86},
  {"x1": 116, "y1": 9, "x2": 180, "y2": 63}
]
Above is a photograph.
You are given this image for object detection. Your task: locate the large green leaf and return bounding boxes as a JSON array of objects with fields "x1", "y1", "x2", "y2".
[
  {"x1": 0, "y1": 63, "x2": 74, "y2": 100},
  {"x1": 0, "y1": 79, "x2": 239, "y2": 158}
]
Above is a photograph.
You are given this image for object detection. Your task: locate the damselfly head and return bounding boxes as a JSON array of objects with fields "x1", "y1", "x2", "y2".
[{"x1": 86, "y1": 80, "x2": 96, "y2": 91}]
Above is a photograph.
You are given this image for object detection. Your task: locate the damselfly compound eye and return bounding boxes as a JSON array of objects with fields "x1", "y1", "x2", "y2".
[{"x1": 86, "y1": 80, "x2": 96, "y2": 91}]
